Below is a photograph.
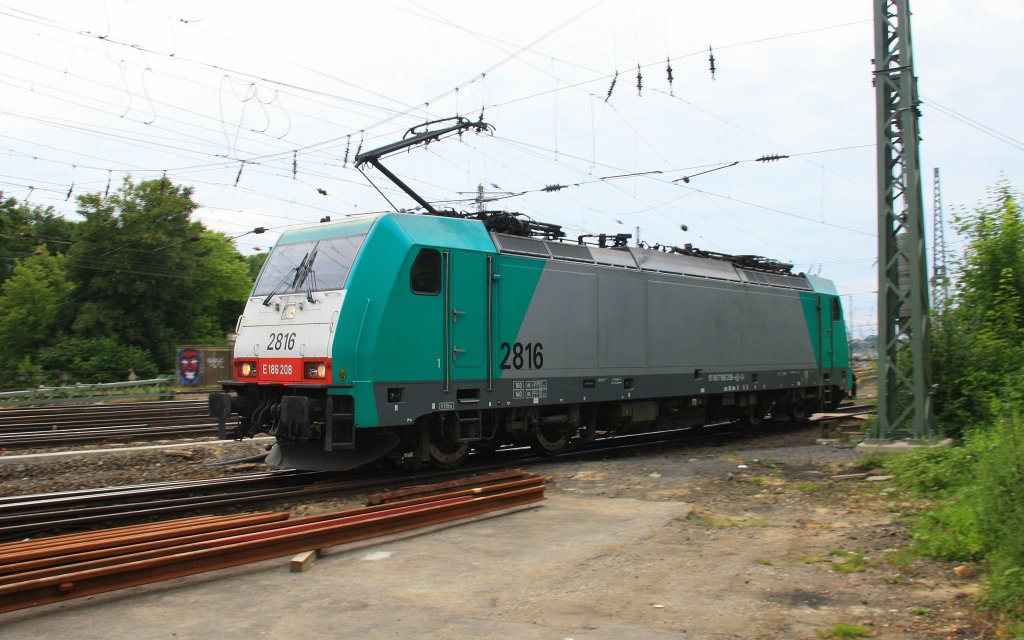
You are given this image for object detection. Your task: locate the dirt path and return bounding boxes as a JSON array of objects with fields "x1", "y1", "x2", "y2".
[{"x1": 526, "y1": 433, "x2": 987, "y2": 639}]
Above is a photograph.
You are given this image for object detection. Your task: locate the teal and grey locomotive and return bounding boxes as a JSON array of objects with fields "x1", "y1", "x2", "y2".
[{"x1": 209, "y1": 210, "x2": 852, "y2": 471}]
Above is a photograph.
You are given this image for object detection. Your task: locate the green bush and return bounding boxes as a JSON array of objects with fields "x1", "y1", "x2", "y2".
[
  {"x1": 888, "y1": 445, "x2": 982, "y2": 561},
  {"x1": 35, "y1": 336, "x2": 159, "y2": 384},
  {"x1": 972, "y1": 408, "x2": 1024, "y2": 614},
  {"x1": 887, "y1": 444, "x2": 974, "y2": 495},
  {"x1": 894, "y1": 401, "x2": 1024, "y2": 618},
  {"x1": 932, "y1": 182, "x2": 1024, "y2": 438},
  {"x1": 918, "y1": 181, "x2": 1024, "y2": 621},
  {"x1": 908, "y1": 501, "x2": 983, "y2": 561}
]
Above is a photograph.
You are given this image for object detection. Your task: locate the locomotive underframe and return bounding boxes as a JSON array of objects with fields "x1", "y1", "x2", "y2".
[{"x1": 210, "y1": 365, "x2": 847, "y2": 470}]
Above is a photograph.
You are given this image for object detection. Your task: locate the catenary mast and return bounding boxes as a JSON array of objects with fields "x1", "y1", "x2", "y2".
[{"x1": 871, "y1": 0, "x2": 937, "y2": 440}]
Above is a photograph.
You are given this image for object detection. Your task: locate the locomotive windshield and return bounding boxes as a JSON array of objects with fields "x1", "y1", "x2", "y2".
[{"x1": 254, "y1": 233, "x2": 367, "y2": 298}]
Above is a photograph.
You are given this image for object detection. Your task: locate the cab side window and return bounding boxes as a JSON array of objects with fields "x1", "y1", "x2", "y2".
[{"x1": 410, "y1": 249, "x2": 441, "y2": 295}]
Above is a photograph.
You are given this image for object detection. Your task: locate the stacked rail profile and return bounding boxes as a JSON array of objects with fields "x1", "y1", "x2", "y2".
[{"x1": 0, "y1": 470, "x2": 546, "y2": 613}]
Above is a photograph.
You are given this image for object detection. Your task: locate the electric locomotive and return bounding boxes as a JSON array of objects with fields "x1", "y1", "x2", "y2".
[
  {"x1": 210, "y1": 209, "x2": 852, "y2": 471},
  {"x1": 209, "y1": 116, "x2": 852, "y2": 471}
]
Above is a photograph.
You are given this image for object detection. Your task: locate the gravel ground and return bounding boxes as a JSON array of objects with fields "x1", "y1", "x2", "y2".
[
  {"x1": 0, "y1": 438, "x2": 273, "y2": 495},
  {"x1": 0, "y1": 416, "x2": 996, "y2": 638}
]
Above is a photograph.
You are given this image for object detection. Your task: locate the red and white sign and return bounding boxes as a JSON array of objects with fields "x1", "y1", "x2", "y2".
[{"x1": 258, "y1": 358, "x2": 304, "y2": 382}]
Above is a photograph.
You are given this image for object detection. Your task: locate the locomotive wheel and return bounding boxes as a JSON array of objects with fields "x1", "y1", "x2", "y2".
[
  {"x1": 427, "y1": 415, "x2": 470, "y2": 469},
  {"x1": 788, "y1": 403, "x2": 811, "y2": 423},
  {"x1": 528, "y1": 423, "x2": 569, "y2": 456}
]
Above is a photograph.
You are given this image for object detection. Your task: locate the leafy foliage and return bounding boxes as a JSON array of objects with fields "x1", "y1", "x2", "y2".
[
  {"x1": 0, "y1": 251, "x2": 74, "y2": 385},
  {"x1": 0, "y1": 179, "x2": 256, "y2": 386},
  {"x1": 68, "y1": 177, "x2": 251, "y2": 369},
  {"x1": 886, "y1": 444, "x2": 974, "y2": 495},
  {"x1": 246, "y1": 252, "x2": 268, "y2": 282},
  {"x1": 897, "y1": 180, "x2": 1024, "y2": 620},
  {"x1": 932, "y1": 180, "x2": 1024, "y2": 436},
  {"x1": 0, "y1": 193, "x2": 74, "y2": 283},
  {"x1": 35, "y1": 337, "x2": 159, "y2": 384},
  {"x1": 971, "y1": 408, "x2": 1024, "y2": 613}
]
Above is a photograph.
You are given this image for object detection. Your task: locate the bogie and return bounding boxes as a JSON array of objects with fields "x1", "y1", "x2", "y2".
[{"x1": 425, "y1": 413, "x2": 470, "y2": 469}]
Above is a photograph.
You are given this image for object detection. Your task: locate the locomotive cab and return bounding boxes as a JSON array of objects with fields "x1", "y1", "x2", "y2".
[
  {"x1": 209, "y1": 215, "x2": 389, "y2": 469},
  {"x1": 209, "y1": 212, "x2": 498, "y2": 470}
]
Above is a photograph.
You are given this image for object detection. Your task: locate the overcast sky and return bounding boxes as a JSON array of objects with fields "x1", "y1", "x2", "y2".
[{"x1": 1, "y1": 0, "x2": 1020, "y2": 337}]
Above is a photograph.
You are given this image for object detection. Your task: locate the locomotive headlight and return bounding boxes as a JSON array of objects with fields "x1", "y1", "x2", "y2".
[
  {"x1": 282, "y1": 304, "x2": 297, "y2": 320},
  {"x1": 238, "y1": 361, "x2": 257, "y2": 378},
  {"x1": 305, "y1": 362, "x2": 327, "y2": 379}
]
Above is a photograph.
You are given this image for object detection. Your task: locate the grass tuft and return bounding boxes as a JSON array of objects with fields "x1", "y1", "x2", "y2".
[{"x1": 818, "y1": 623, "x2": 871, "y2": 638}]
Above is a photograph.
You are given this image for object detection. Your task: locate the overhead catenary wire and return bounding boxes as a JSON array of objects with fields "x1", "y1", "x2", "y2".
[
  {"x1": 2, "y1": 4, "x2": 880, "y2": 215},
  {"x1": 0, "y1": 2, "x2": 893, "y2": 282},
  {"x1": 7, "y1": 7, "x2": 873, "y2": 180},
  {"x1": 923, "y1": 98, "x2": 1024, "y2": 153}
]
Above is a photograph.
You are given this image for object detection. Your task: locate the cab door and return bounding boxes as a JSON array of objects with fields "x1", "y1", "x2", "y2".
[
  {"x1": 816, "y1": 295, "x2": 838, "y2": 406},
  {"x1": 445, "y1": 251, "x2": 488, "y2": 386},
  {"x1": 822, "y1": 296, "x2": 837, "y2": 370}
]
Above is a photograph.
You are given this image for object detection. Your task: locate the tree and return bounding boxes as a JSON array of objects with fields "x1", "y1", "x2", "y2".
[
  {"x1": 932, "y1": 180, "x2": 1024, "y2": 434},
  {"x1": 187, "y1": 230, "x2": 255, "y2": 343},
  {"x1": 69, "y1": 177, "x2": 251, "y2": 369},
  {"x1": 246, "y1": 252, "x2": 268, "y2": 282},
  {"x1": 0, "y1": 193, "x2": 75, "y2": 284},
  {"x1": 0, "y1": 251, "x2": 74, "y2": 386}
]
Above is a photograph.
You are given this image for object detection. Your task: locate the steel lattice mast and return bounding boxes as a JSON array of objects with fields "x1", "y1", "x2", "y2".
[
  {"x1": 871, "y1": 0, "x2": 936, "y2": 440},
  {"x1": 931, "y1": 167, "x2": 949, "y2": 308}
]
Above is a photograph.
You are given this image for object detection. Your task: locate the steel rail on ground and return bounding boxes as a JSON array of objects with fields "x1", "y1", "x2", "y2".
[{"x1": 0, "y1": 473, "x2": 546, "y2": 614}]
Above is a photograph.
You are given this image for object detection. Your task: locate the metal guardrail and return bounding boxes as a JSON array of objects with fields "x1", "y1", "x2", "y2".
[{"x1": 0, "y1": 377, "x2": 175, "y2": 407}]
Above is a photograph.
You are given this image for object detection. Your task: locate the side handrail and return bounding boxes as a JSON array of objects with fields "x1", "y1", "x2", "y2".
[{"x1": 0, "y1": 376, "x2": 175, "y2": 407}]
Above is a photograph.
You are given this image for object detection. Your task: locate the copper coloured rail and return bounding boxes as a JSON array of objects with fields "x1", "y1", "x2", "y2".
[{"x1": 0, "y1": 473, "x2": 545, "y2": 614}]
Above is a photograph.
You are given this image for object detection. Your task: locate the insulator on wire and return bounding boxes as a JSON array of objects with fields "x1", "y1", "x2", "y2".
[
  {"x1": 755, "y1": 153, "x2": 790, "y2": 163},
  {"x1": 292, "y1": 150, "x2": 297, "y2": 178},
  {"x1": 666, "y1": 57, "x2": 675, "y2": 95},
  {"x1": 234, "y1": 161, "x2": 244, "y2": 187},
  {"x1": 542, "y1": 184, "x2": 567, "y2": 192},
  {"x1": 66, "y1": 164, "x2": 76, "y2": 201},
  {"x1": 343, "y1": 135, "x2": 351, "y2": 168},
  {"x1": 605, "y1": 70, "x2": 619, "y2": 102},
  {"x1": 636, "y1": 64, "x2": 643, "y2": 96},
  {"x1": 708, "y1": 45, "x2": 716, "y2": 80}
]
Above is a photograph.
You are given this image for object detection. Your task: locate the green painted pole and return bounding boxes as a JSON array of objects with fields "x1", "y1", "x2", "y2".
[{"x1": 871, "y1": 0, "x2": 936, "y2": 441}]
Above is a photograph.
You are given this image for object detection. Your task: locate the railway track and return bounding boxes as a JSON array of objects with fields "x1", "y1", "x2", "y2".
[
  {"x1": 0, "y1": 464, "x2": 534, "y2": 540},
  {"x1": 0, "y1": 399, "x2": 217, "y2": 448},
  {"x1": 0, "y1": 403, "x2": 874, "y2": 541},
  {"x1": 0, "y1": 471, "x2": 547, "y2": 614}
]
